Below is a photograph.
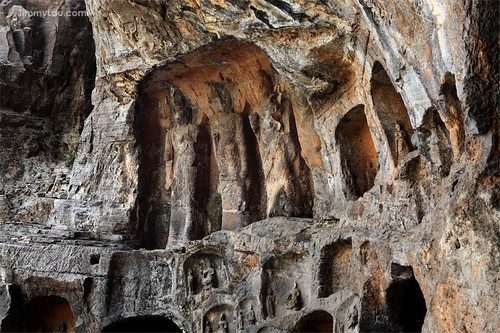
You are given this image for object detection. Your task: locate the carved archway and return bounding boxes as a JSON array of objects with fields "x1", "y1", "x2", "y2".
[
  {"x1": 135, "y1": 40, "x2": 314, "y2": 249},
  {"x1": 293, "y1": 310, "x2": 333, "y2": 332},
  {"x1": 26, "y1": 296, "x2": 75, "y2": 333},
  {"x1": 102, "y1": 316, "x2": 182, "y2": 332}
]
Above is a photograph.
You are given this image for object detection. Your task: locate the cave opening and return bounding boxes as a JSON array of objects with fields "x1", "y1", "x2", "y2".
[
  {"x1": 26, "y1": 295, "x2": 75, "y2": 333},
  {"x1": 386, "y1": 264, "x2": 427, "y2": 332},
  {"x1": 336, "y1": 105, "x2": 378, "y2": 199},
  {"x1": 370, "y1": 61, "x2": 414, "y2": 167},
  {"x1": 102, "y1": 316, "x2": 182, "y2": 332},
  {"x1": 293, "y1": 310, "x2": 333, "y2": 333}
]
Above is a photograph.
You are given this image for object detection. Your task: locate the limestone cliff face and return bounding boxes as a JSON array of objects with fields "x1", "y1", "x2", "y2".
[{"x1": 0, "y1": 0, "x2": 498, "y2": 332}]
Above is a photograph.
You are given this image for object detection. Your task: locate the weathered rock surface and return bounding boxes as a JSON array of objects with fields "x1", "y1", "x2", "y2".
[{"x1": 0, "y1": 0, "x2": 498, "y2": 332}]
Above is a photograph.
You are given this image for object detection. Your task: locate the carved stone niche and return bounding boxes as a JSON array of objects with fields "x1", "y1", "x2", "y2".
[
  {"x1": 415, "y1": 108, "x2": 453, "y2": 177},
  {"x1": 107, "y1": 252, "x2": 153, "y2": 315},
  {"x1": 183, "y1": 252, "x2": 228, "y2": 295},
  {"x1": 261, "y1": 253, "x2": 309, "y2": 317},
  {"x1": 135, "y1": 39, "x2": 315, "y2": 249},
  {"x1": 317, "y1": 238, "x2": 353, "y2": 298},
  {"x1": 370, "y1": 61, "x2": 415, "y2": 168},
  {"x1": 203, "y1": 304, "x2": 234, "y2": 333},
  {"x1": 336, "y1": 105, "x2": 378, "y2": 199}
]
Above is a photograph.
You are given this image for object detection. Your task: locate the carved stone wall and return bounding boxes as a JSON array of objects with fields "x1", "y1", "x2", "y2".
[{"x1": 0, "y1": 0, "x2": 498, "y2": 332}]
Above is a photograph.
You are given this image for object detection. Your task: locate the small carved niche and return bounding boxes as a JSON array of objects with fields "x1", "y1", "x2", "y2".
[
  {"x1": 183, "y1": 252, "x2": 228, "y2": 295},
  {"x1": 106, "y1": 253, "x2": 152, "y2": 315},
  {"x1": 26, "y1": 296, "x2": 75, "y2": 333},
  {"x1": 370, "y1": 61, "x2": 415, "y2": 166},
  {"x1": 203, "y1": 304, "x2": 234, "y2": 333},
  {"x1": 336, "y1": 105, "x2": 378, "y2": 199},
  {"x1": 317, "y1": 238, "x2": 353, "y2": 298},
  {"x1": 261, "y1": 253, "x2": 309, "y2": 316}
]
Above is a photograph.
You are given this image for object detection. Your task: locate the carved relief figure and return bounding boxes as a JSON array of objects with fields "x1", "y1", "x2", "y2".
[
  {"x1": 187, "y1": 269, "x2": 194, "y2": 295},
  {"x1": 253, "y1": 82, "x2": 312, "y2": 217},
  {"x1": 201, "y1": 260, "x2": 215, "y2": 291},
  {"x1": 205, "y1": 319, "x2": 213, "y2": 333},
  {"x1": 238, "y1": 310, "x2": 244, "y2": 330},
  {"x1": 211, "y1": 84, "x2": 249, "y2": 230},
  {"x1": 165, "y1": 86, "x2": 201, "y2": 246},
  {"x1": 246, "y1": 304, "x2": 256, "y2": 325},
  {"x1": 217, "y1": 314, "x2": 228, "y2": 333},
  {"x1": 394, "y1": 122, "x2": 410, "y2": 164},
  {"x1": 266, "y1": 288, "x2": 276, "y2": 318},
  {"x1": 286, "y1": 281, "x2": 302, "y2": 311}
]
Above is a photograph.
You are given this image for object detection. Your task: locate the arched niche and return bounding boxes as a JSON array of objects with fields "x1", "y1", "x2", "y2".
[
  {"x1": 182, "y1": 251, "x2": 228, "y2": 295},
  {"x1": 26, "y1": 296, "x2": 75, "y2": 333},
  {"x1": 336, "y1": 105, "x2": 378, "y2": 199},
  {"x1": 317, "y1": 238, "x2": 353, "y2": 298},
  {"x1": 293, "y1": 310, "x2": 333, "y2": 332},
  {"x1": 135, "y1": 39, "x2": 314, "y2": 249},
  {"x1": 203, "y1": 304, "x2": 235, "y2": 333},
  {"x1": 385, "y1": 264, "x2": 427, "y2": 332},
  {"x1": 370, "y1": 61, "x2": 415, "y2": 167},
  {"x1": 261, "y1": 253, "x2": 309, "y2": 317},
  {"x1": 416, "y1": 108, "x2": 453, "y2": 177},
  {"x1": 102, "y1": 316, "x2": 182, "y2": 332}
]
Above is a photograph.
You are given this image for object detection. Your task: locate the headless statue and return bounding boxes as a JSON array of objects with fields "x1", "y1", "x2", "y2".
[
  {"x1": 211, "y1": 84, "x2": 249, "y2": 230},
  {"x1": 165, "y1": 87, "x2": 200, "y2": 246}
]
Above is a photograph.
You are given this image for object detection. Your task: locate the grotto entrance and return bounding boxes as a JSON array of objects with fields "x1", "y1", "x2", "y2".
[
  {"x1": 102, "y1": 316, "x2": 182, "y2": 332},
  {"x1": 336, "y1": 105, "x2": 378, "y2": 199},
  {"x1": 385, "y1": 264, "x2": 427, "y2": 332},
  {"x1": 136, "y1": 39, "x2": 314, "y2": 249},
  {"x1": 26, "y1": 295, "x2": 75, "y2": 333},
  {"x1": 293, "y1": 310, "x2": 333, "y2": 332}
]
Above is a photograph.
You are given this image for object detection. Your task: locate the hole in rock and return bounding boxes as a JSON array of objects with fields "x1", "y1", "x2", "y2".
[
  {"x1": 336, "y1": 105, "x2": 378, "y2": 199},
  {"x1": 386, "y1": 264, "x2": 427, "y2": 332},
  {"x1": 26, "y1": 295, "x2": 75, "y2": 333},
  {"x1": 371, "y1": 61, "x2": 415, "y2": 166},
  {"x1": 102, "y1": 316, "x2": 182, "y2": 332},
  {"x1": 90, "y1": 254, "x2": 100, "y2": 265},
  {"x1": 293, "y1": 310, "x2": 333, "y2": 332}
]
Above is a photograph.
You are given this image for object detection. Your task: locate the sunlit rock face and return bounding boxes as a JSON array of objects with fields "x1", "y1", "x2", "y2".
[{"x1": 0, "y1": 0, "x2": 498, "y2": 332}]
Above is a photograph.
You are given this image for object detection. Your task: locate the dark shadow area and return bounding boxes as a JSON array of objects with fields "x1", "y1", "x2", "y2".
[
  {"x1": 336, "y1": 105, "x2": 378, "y2": 199},
  {"x1": 386, "y1": 264, "x2": 427, "y2": 332},
  {"x1": 26, "y1": 295, "x2": 75, "y2": 333},
  {"x1": 0, "y1": 285, "x2": 25, "y2": 333},
  {"x1": 102, "y1": 316, "x2": 182, "y2": 332},
  {"x1": 293, "y1": 310, "x2": 333, "y2": 332}
]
